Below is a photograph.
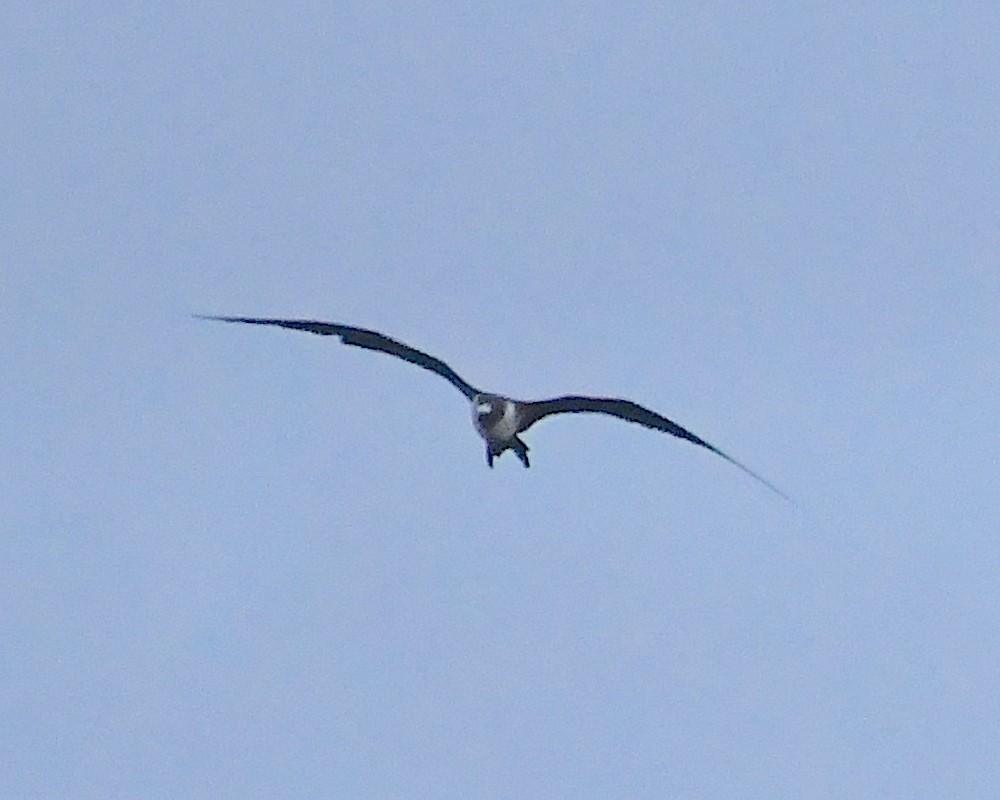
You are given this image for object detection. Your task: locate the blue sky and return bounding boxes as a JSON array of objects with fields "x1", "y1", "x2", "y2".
[{"x1": 3, "y1": 3, "x2": 999, "y2": 797}]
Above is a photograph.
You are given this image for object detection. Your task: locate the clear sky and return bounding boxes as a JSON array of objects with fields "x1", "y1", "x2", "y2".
[{"x1": 4, "y1": 3, "x2": 999, "y2": 798}]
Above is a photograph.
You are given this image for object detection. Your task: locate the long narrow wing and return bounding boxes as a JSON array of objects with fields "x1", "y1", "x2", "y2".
[
  {"x1": 196, "y1": 315, "x2": 480, "y2": 399},
  {"x1": 520, "y1": 396, "x2": 789, "y2": 500}
]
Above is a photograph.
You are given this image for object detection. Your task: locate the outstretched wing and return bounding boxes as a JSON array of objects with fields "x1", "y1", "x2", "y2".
[
  {"x1": 520, "y1": 395, "x2": 789, "y2": 500},
  {"x1": 196, "y1": 315, "x2": 480, "y2": 399}
]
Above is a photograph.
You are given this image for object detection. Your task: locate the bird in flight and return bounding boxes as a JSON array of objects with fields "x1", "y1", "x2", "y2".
[{"x1": 197, "y1": 315, "x2": 788, "y2": 499}]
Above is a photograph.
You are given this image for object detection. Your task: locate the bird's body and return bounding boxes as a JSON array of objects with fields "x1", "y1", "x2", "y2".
[
  {"x1": 197, "y1": 315, "x2": 788, "y2": 499},
  {"x1": 472, "y1": 394, "x2": 530, "y2": 468}
]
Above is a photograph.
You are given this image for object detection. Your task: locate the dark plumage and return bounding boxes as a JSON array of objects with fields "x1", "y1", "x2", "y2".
[
  {"x1": 195, "y1": 315, "x2": 478, "y2": 399},
  {"x1": 197, "y1": 315, "x2": 788, "y2": 499}
]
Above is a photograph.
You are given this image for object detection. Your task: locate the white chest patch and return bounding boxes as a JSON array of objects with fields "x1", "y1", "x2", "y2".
[
  {"x1": 471, "y1": 396, "x2": 519, "y2": 443},
  {"x1": 494, "y1": 399, "x2": 519, "y2": 441}
]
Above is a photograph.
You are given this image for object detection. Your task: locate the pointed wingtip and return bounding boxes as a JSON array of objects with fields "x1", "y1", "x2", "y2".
[
  {"x1": 709, "y1": 448, "x2": 793, "y2": 503},
  {"x1": 734, "y1": 463, "x2": 793, "y2": 504},
  {"x1": 747, "y1": 470, "x2": 794, "y2": 504},
  {"x1": 761, "y1": 480, "x2": 794, "y2": 504}
]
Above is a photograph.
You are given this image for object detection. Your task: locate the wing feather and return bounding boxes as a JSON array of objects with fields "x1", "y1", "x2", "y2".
[
  {"x1": 195, "y1": 315, "x2": 480, "y2": 399},
  {"x1": 521, "y1": 396, "x2": 789, "y2": 499}
]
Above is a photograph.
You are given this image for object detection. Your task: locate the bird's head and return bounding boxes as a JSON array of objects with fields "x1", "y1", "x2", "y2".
[{"x1": 474, "y1": 395, "x2": 493, "y2": 418}]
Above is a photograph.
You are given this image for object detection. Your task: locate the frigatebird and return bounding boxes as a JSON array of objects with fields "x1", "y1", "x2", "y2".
[{"x1": 197, "y1": 315, "x2": 788, "y2": 499}]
